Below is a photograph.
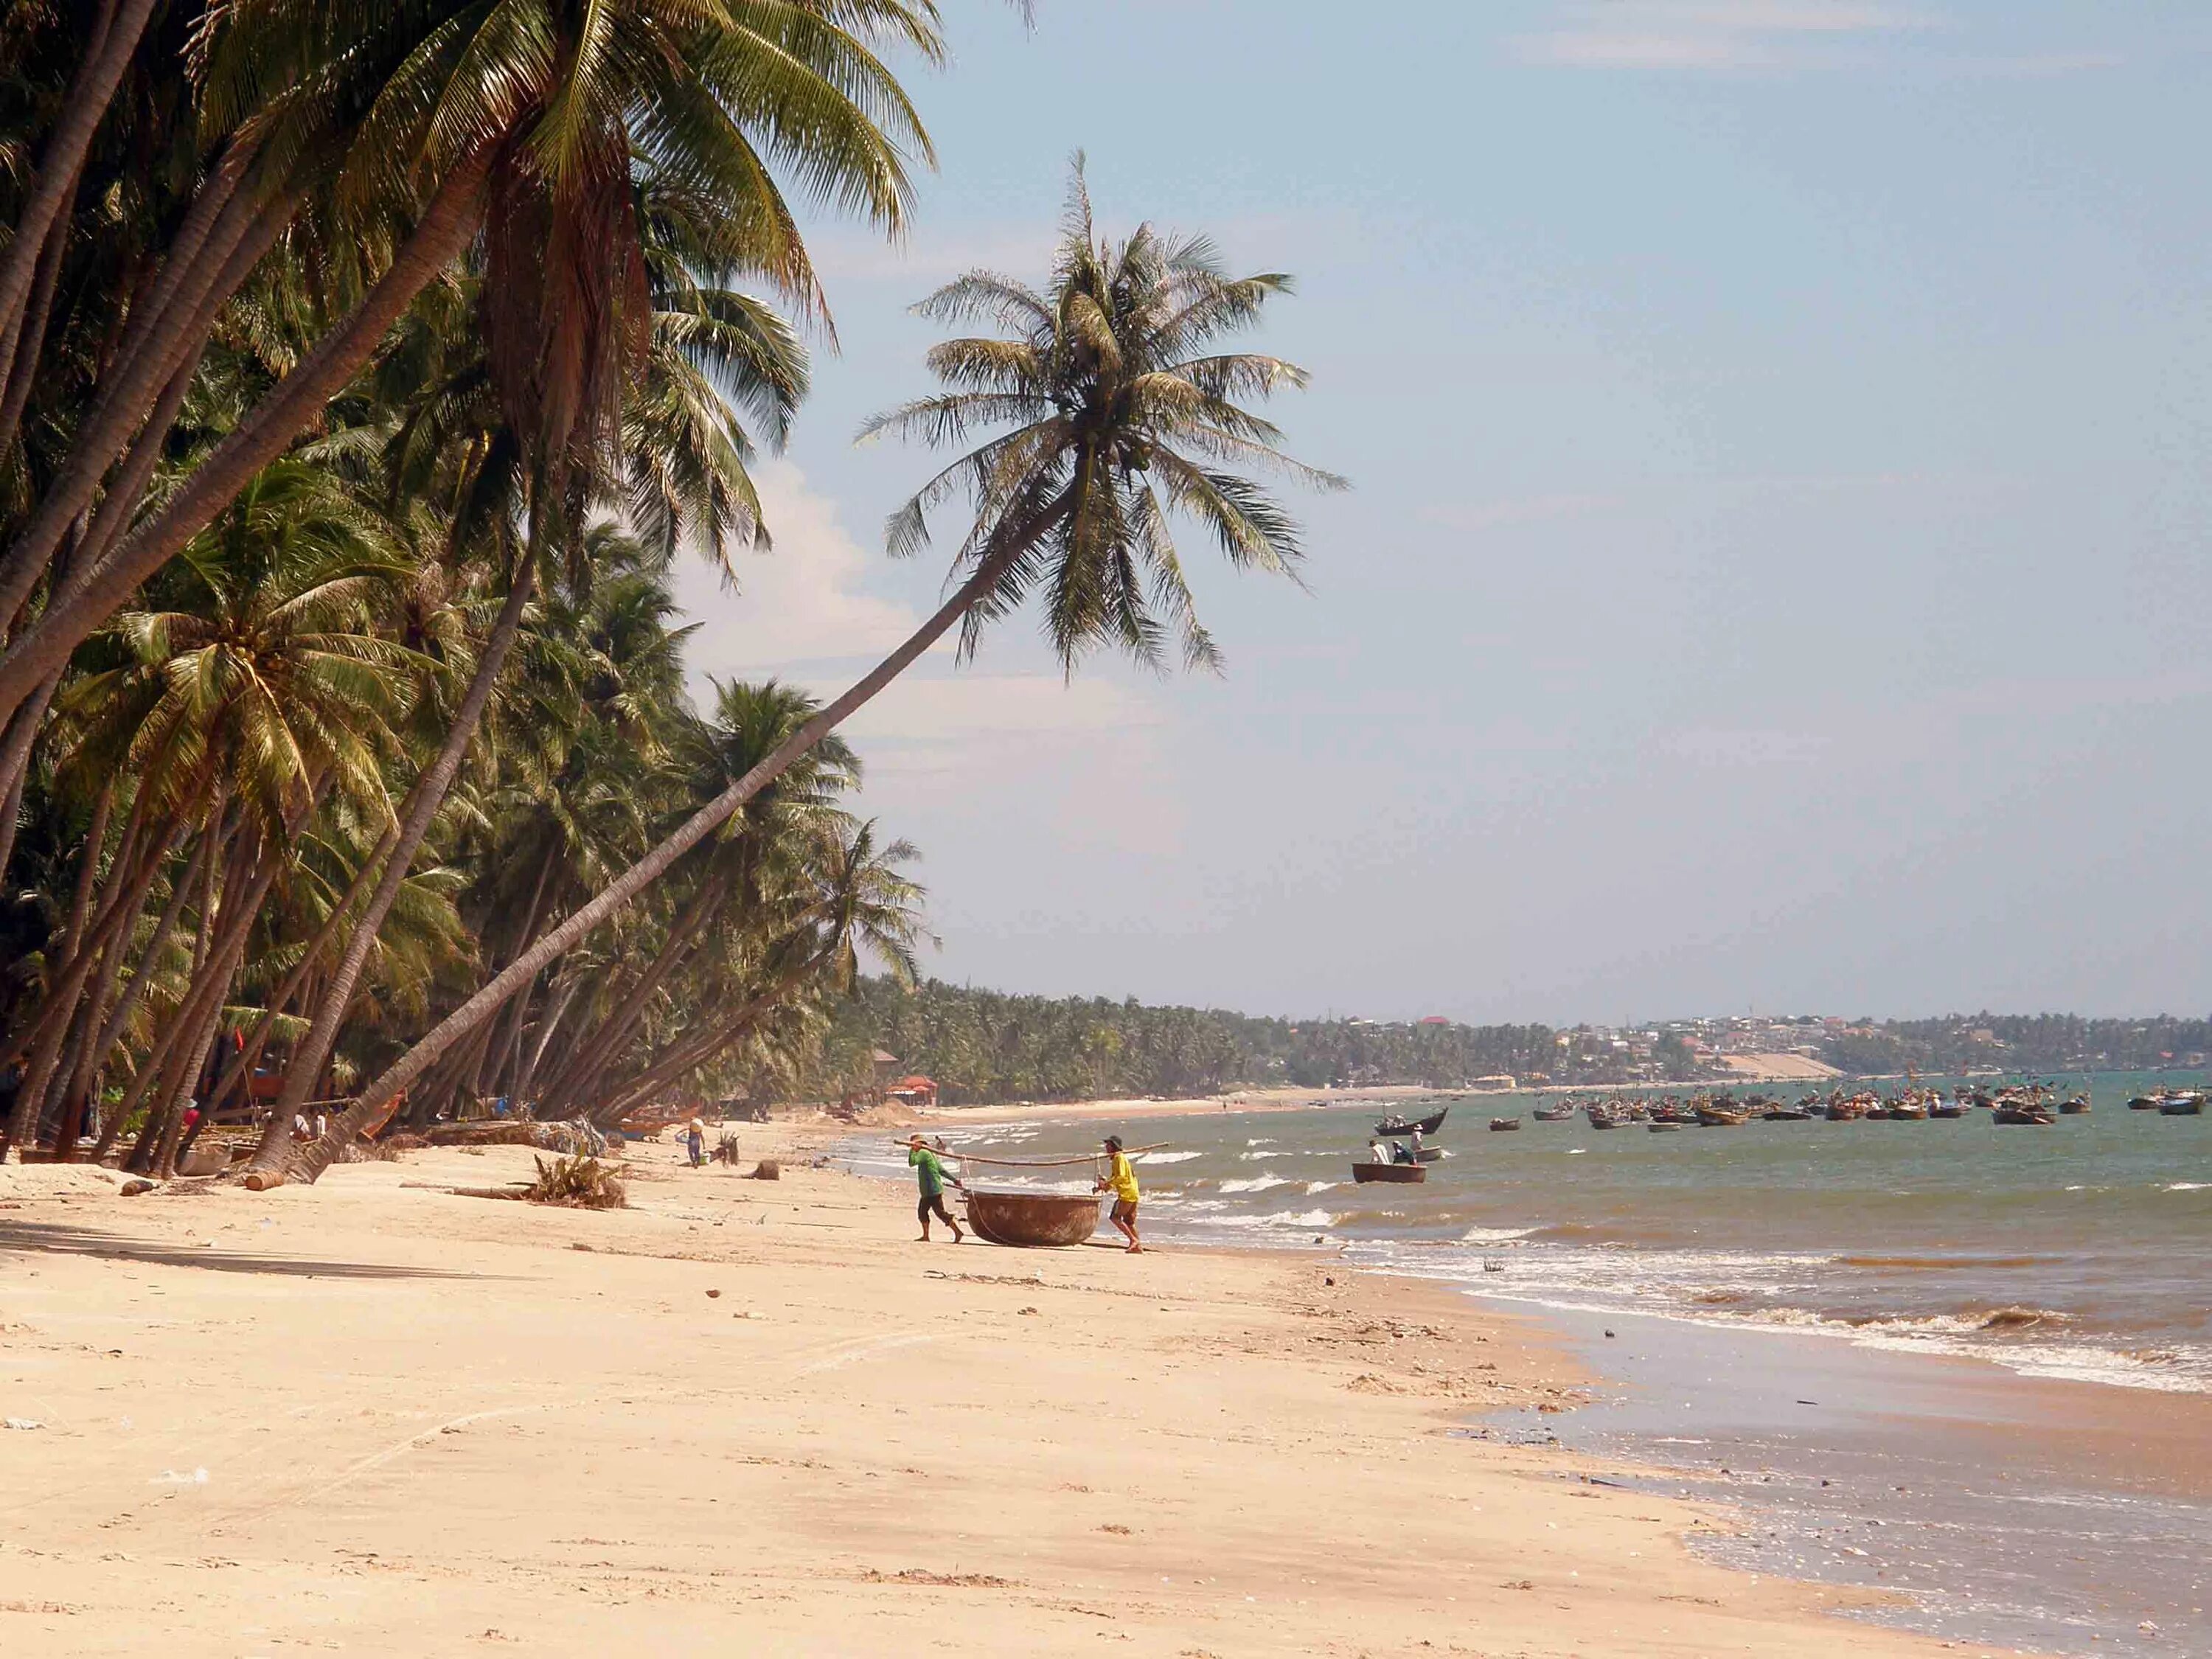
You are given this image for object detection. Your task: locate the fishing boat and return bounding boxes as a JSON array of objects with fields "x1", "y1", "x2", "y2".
[
  {"x1": 1761, "y1": 1107, "x2": 1813, "y2": 1121},
  {"x1": 963, "y1": 1189, "x2": 1103, "y2": 1248},
  {"x1": 1374, "y1": 1105, "x2": 1449, "y2": 1138},
  {"x1": 1930, "y1": 1103, "x2": 1966, "y2": 1119},
  {"x1": 2057, "y1": 1098, "x2": 2091, "y2": 1116},
  {"x1": 2127, "y1": 1096, "x2": 2161, "y2": 1111},
  {"x1": 2157, "y1": 1093, "x2": 2205, "y2": 1116},
  {"x1": 1489, "y1": 1117, "x2": 1521, "y2": 1132},
  {"x1": 1414, "y1": 1144, "x2": 1445, "y2": 1162},
  {"x1": 1888, "y1": 1102, "x2": 1929, "y2": 1121},
  {"x1": 1532, "y1": 1105, "x2": 1574, "y2": 1122},
  {"x1": 1694, "y1": 1104, "x2": 1749, "y2": 1127},
  {"x1": 1992, "y1": 1106, "x2": 2056, "y2": 1126},
  {"x1": 1588, "y1": 1110, "x2": 1621, "y2": 1130},
  {"x1": 1352, "y1": 1161, "x2": 1427, "y2": 1183},
  {"x1": 1648, "y1": 1122, "x2": 1680, "y2": 1134}
]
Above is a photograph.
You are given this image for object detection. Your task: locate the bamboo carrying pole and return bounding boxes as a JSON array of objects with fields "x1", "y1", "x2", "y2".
[{"x1": 891, "y1": 1143, "x2": 1172, "y2": 1170}]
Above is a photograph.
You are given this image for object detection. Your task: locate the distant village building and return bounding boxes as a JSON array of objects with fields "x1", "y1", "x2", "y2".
[{"x1": 886, "y1": 1075, "x2": 938, "y2": 1109}]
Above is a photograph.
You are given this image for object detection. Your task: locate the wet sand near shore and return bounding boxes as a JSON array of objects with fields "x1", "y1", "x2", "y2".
[
  {"x1": 1, "y1": 1123, "x2": 1989, "y2": 1657},
  {"x1": 1527, "y1": 1304, "x2": 2211, "y2": 1657}
]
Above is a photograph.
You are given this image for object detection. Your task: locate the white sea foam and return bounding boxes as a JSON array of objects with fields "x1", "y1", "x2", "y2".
[
  {"x1": 1208, "y1": 1208, "x2": 1336, "y2": 1231},
  {"x1": 1217, "y1": 1175, "x2": 1290, "y2": 1194},
  {"x1": 1460, "y1": 1226, "x2": 1536, "y2": 1245},
  {"x1": 1304, "y1": 1181, "x2": 1339, "y2": 1195},
  {"x1": 1237, "y1": 1150, "x2": 1277, "y2": 1162},
  {"x1": 2164, "y1": 1181, "x2": 2208, "y2": 1192},
  {"x1": 1245, "y1": 1138, "x2": 1276, "y2": 1147},
  {"x1": 1136, "y1": 1150, "x2": 1201, "y2": 1164}
]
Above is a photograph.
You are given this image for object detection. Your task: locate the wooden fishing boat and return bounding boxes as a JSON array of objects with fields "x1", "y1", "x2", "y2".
[
  {"x1": 1888, "y1": 1103, "x2": 1929, "y2": 1121},
  {"x1": 1761, "y1": 1107, "x2": 1813, "y2": 1121},
  {"x1": 1374, "y1": 1105, "x2": 1449, "y2": 1138},
  {"x1": 1489, "y1": 1117, "x2": 1520, "y2": 1131},
  {"x1": 1930, "y1": 1104, "x2": 1966, "y2": 1119},
  {"x1": 2127, "y1": 1096, "x2": 2160, "y2": 1110},
  {"x1": 1589, "y1": 1112, "x2": 1621, "y2": 1130},
  {"x1": 1647, "y1": 1122, "x2": 1680, "y2": 1133},
  {"x1": 2057, "y1": 1099, "x2": 2090, "y2": 1116},
  {"x1": 1414, "y1": 1144, "x2": 1444, "y2": 1162},
  {"x1": 2158, "y1": 1093, "x2": 2204, "y2": 1116},
  {"x1": 1352, "y1": 1161, "x2": 1427, "y2": 1183},
  {"x1": 963, "y1": 1189, "x2": 1102, "y2": 1248},
  {"x1": 1532, "y1": 1105, "x2": 1574, "y2": 1122},
  {"x1": 1694, "y1": 1105, "x2": 1749, "y2": 1127},
  {"x1": 1992, "y1": 1107, "x2": 2055, "y2": 1126}
]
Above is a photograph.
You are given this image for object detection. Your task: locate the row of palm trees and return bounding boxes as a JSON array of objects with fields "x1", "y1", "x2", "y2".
[{"x1": 0, "y1": 2, "x2": 1337, "y2": 1178}]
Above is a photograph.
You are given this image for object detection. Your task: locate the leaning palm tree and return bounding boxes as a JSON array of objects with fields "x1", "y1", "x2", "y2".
[{"x1": 276, "y1": 164, "x2": 1341, "y2": 1182}]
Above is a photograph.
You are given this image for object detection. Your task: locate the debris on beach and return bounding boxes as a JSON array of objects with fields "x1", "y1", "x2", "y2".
[{"x1": 524, "y1": 1155, "x2": 627, "y2": 1210}]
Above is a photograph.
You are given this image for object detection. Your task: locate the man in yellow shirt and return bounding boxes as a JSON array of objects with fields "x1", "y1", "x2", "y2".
[{"x1": 1095, "y1": 1135, "x2": 1142, "y2": 1253}]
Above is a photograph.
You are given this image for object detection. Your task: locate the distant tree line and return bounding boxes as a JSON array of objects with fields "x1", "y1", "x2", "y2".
[
  {"x1": 769, "y1": 985, "x2": 2212, "y2": 1107},
  {"x1": 1820, "y1": 1014, "x2": 2212, "y2": 1077}
]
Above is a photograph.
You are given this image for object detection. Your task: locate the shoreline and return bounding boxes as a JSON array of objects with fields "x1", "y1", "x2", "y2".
[{"x1": 0, "y1": 1121, "x2": 1980, "y2": 1657}]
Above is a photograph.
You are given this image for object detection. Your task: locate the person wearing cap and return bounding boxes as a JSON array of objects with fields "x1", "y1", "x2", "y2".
[
  {"x1": 1094, "y1": 1135, "x2": 1142, "y2": 1253},
  {"x1": 907, "y1": 1133, "x2": 964, "y2": 1243}
]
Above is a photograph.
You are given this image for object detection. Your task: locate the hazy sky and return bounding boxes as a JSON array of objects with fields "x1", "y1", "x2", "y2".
[{"x1": 669, "y1": 0, "x2": 2212, "y2": 1024}]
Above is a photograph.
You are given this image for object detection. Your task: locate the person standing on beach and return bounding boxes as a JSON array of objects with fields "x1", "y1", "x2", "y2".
[
  {"x1": 908, "y1": 1133, "x2": 964, "y2": 1242},
  {"x1": 1096, "y1": 1135, "x2": 1142, "y2": 1253},
  {"x1": 685, "y1": 1116, "x2": 705, "y2": 1168}
]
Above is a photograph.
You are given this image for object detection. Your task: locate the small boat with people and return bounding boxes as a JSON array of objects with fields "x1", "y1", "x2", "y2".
[
  {"x1": 1489, "y1": 1117, "x2": 1520, "y2": 1131},
  {"x1": 1374, "y1": 1105, "x2": 1449, "y2": 1138},
  {"x1": 1352, "y1": 1161, "x2": 1427, "y2": 1183}
]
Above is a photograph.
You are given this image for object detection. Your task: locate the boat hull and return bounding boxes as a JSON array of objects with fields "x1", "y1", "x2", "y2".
[
  {"x1": 2159, "y1": 1099, "x2": 2204, "y2": 1116},
  {"x1": 963, "y1": 1189, "x2": 1102, "y2": 1247},
  {"x1": 1489, "y1": 1118, "x2": 1520, "y2": 1131},
  {"x1": 1352, "y1": 1161, "x2": 1427, "y2": 1183},
  {"x1": 1375, "y1": 1106, "x2": 1450, "y2": 1138}
]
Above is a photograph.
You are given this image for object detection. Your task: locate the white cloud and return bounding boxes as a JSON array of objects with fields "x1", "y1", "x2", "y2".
[
  {"x1": 1518, "y1": 1, "x2": 1934, "y2": 71},
  {"x1": 671, "y1": 459, "x2": 931, "y2": 674},
  {"x1": 669, "y1": 462, "x2": 1175, "y2": 813}
]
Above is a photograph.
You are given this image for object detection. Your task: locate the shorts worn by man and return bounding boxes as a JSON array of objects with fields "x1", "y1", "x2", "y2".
[
  {"x1": 908, "y1": 1134, "x2": 964, "y2": 1243},
  {"x1": 1096, "y1": 1135, "x2": 1142, "y2": 1253}
]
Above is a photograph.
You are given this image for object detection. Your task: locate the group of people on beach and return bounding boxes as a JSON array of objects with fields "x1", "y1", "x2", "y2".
[{"x1": 905, "y1": 1131, "x2": 1142, "y2": 1252}]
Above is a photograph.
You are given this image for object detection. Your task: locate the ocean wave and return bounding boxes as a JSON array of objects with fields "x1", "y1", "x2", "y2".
[
  {"x1": 1136, "y1": 1150, "x2": 1201, "y2": 1164},
  {"x1": 1207, "y1": 1208, "x2": 1337, "y2": 1231},
  {"x1": 1237, "y1": 1150, "x2": 1277, "y2": 1162},
  {"x1": 2164, "y1": 1181, "x2": 2208, "y2": 1192},
  {"x1": 1217, "y1": 1175, "x2": 1290, "y2": 1194},
  {"x1": 1460, "y1": 1225, "x2": 1537, "y2": 1244},
  {"x1": 1245, "y1": 1138, "x2": 1276, "y2": 1147},
  {"x1": 1304, "y1": 1181, "x2": 1339, "y2": 1195}
]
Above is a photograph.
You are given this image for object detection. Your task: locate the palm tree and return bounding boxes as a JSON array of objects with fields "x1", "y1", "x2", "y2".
[
  {"x1": 0, "y1": 0, "x2": 940, "y2": 763},
  {"x1": 285, "y1": 164, "x2": 1341, "y2": 1180}
]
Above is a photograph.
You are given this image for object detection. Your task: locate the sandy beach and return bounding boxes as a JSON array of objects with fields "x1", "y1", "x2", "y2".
[{"x1": 0, "y1": 1122, "x2": 1999, "y2": 1657}]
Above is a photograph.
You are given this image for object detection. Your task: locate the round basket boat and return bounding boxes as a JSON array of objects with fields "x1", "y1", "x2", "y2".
[{"x1": 964, "y1": 1188, "x2": 1102, "y2": 1248}]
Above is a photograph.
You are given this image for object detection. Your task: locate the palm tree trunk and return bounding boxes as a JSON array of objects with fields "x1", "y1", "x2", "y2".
[
  {"x1": 593, "y1": 964, "x2": 816, "y2": 1128},
  {"x1": 0, "y1": 162, "x2": 77, "y2": 462},
  {"x1": 0, "y1": 154, "x2": 491, "y2": 727},
  {"x1": 536, "y1": 875, "x2": 726, "y2": 1117},
  {"x1": 0, "y1": 161, "x2": 271, "y2": 636},
  {"x1": 289, "y1": 490, "x2": 1074, "y2": 1182},
  {"x1": 249, "y1": 553, "x2": 533, "y2": 1169},
  {"x1": 0, "y1": 670, "x2": 60, "y2": 880},
  {"x1": 0, "y1": 0, "x2": 153, "y2": 393},
  {"x1": 513, "y1": 976, "x2": 584, "y2": 1106}
]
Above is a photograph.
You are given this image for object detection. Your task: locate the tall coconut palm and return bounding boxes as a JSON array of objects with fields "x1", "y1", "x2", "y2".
[
  {"x1": 286, "y1": 164, "x2": 1341, "y2": 1180},
  {"x1": 0, "y1": 0, "x2": 940, "y2": 755}
]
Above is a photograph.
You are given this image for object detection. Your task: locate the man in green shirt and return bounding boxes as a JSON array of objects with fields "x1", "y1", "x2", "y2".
[{"x1": 907, "y1": 1134, "x2": 964, "y2": 1243}]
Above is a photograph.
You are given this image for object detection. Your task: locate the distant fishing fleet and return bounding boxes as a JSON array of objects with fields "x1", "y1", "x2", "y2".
[
  {"x1": 1493, "y1": 1082, "x2": 2206, "y2": 1133},
  {"x1": 1336, "y1": 1080, "x2": 2199, "y2": 1178}
]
